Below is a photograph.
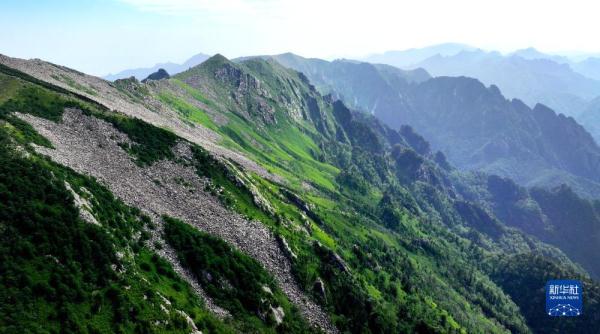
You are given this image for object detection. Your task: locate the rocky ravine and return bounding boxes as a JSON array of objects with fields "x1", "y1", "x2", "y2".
[{"x1": 18, "y1": 109, "x2": 337, "y2": 333}]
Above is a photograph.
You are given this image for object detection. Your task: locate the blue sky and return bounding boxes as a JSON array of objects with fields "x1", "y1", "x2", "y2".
[
  {"x1": 1, "y1": 0, "x2": 207, "y2": 75},
  {"x1": 2, "y1": 0, "x2": 600, "y2": 76}
]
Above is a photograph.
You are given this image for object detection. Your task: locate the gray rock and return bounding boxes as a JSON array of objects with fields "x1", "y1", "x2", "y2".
[{"x1": 20, "y1": 109, "x2": 337, "y2": 333}]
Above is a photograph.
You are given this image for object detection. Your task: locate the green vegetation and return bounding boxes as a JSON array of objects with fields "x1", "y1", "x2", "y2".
[
  {"x1": 190, "y1": 145, "x2": 274, "y2": 222},
  {"x1": 0, "y1": 82, "x2": 78, "y2": 121},
  {"x1": 171, "y1": 59, "x2": 340, "y2": 191},
  {"x1": 0, "y1": 68, "x2": 235, "y2": 333},
  {"x1": 164, "y1": 216, "x2": 314, "y2": 333},
  {"x1": 0, "y1": 128, "x2": 234, "y2": 333},
  {"x1": 1, "y1": 55, "x2": 600, "y2": 334},
  {"x1": 135, "y1": 248, "x2": 234, "y2": 334},
  {"x1": 98, "y1": 112, "x2": 179, "y2": 166},
  {"x1": 157, "y1": 90, "x2": 217, "y2": 130},
  {"x1": 0, "y1": 73, "x2": 81, "y2": 146},
  {"x1": 491, "y1": 254, "x2": 600, "y2": 333},
  {"x1": 172, "y1": 78, "x2": 215, "y2": 106},
  {"x1": 168, "y1": 56, "x2": 600, "y2": 333},
  {"x1": 530, "y1": 185, "x2": 600, "y2": 278},
  {"x1": 169, "y1": 62, "x2": 510, "y2": 332},
  {"x1": 0, "y1": 68, "x2": 180, "y2": 167},
  {"x1": 456, "y1": 173, "x2": 600, "y2": 280},
  {"x1": 0, "y1": 132, "x2": 115, "y2": 333},
  {"x1": 51, "y1": 73, "x2": 98, "y2": 96}
]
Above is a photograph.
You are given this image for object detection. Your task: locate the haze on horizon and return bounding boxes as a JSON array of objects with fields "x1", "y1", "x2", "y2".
[{"x1": 2, "y1": 0, "x2": 600, "y2": 76}]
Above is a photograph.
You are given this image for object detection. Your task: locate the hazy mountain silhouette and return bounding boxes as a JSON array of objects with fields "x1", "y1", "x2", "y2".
[
  {"x1": 363, "y1": 43, "x2": 475, "y2": 68},
  {"x1": 412, "y1": 49, "x2": 600, "y2": 117},
  {"x1": 104, "y1": 53, "x2": 210, "y2": 81},
  {"x1": 509, "y1": 47, "x2": 570, "y2": 64},
  {"x1": 572, "y1": 57, "x2": 600, "y2": 81}
]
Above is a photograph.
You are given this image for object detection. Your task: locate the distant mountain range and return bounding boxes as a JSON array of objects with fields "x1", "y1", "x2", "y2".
[
  {"x1": 365, "y1": 44, "x2": 600, "y2": 142},
  {"x1": 410, "y1": 49, "x2": 600, "y2": 118},
  {"x1": 509, "y1": 47, "x2": 571, "y2": 64},
  {"x1": 365, "y1": 44, "x2": 600, "y2": 81},
  {"x1": 103, "y1": 53, "x2": 210, "y2": 81},
  {"x1": 364, "y1": 43, "x2": 476, "y2": 68},
  {"x1": 269, "y1": 53, "x2": 600, "y2": 199}
]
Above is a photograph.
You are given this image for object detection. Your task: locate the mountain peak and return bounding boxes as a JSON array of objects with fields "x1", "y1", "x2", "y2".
[
  {"x1": 198, "y1": 53, "x2": 235, "y2": 72},
  {"x1": 182, "y1": 52, "x2": 211, "y2": 66},
  {"x1": 141, "y1": 68, "x2": 170, "y2": 83},
  {"x1": 174, "y1": 53, "x2": 236, "y2": 82},
  {"x1": 277, "y1": 51, "x2": 301, "y2": 58},
  {"x1": 207, "y1": 53, "x2": 229, "y2": 63}
]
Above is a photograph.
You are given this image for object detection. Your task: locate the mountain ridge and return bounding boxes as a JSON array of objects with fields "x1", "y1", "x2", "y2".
[
  {"x1": 363, "y1": 45, "x2": 600, "y2": 140},
  {"x1": 363, "y1": 43, "x2": 476, "y2": 68},
  {"x1": 412, "y1": 49, "x2": 600, "y2": 117},
  {"x1": 2, "y1": 52, "x2": 600, "y2": 333}
]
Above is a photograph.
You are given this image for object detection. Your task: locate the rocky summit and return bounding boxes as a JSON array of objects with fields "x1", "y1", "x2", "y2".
[{"x1": 142, "y1": 68, "x2": 170, "y2": 83}]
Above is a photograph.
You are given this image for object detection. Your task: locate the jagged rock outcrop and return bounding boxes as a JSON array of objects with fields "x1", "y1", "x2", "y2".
[
  {"x1": 313, "y1": 241, "x2": 350, "y2": 273},
  {"x1": 281, "y1": 188, "x2": 325, "y2": 225},
  {"x1": 64, "y1": 181, "x2": 100, "y2": 226},
  {"x1": 313, "y1": 278, "x2": 326, "y2": 300}
]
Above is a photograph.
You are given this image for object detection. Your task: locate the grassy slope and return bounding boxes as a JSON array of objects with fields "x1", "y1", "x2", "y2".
[
  {"x1": 163, "y1": 56, "x2": 600, "y2": 333},
  {"x1": 0, "y1": 130, "x2": 231, "y2": 334},
  {"x1": 0, "y1": 68, "x2": 309, "y2": 333},
  {"x1": 170, "y1": 57, "x2": 340, "y2": 192},
  {"x1": 156, "y1": 58, "x2": 540, "y2": 333}
]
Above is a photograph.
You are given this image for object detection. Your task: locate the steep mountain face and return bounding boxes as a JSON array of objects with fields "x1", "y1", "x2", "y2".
[
  {"x1": 403, "y1": 78, "x2": 600, "y2": 193},
  {"x1": 411, "y1": 50, "x2": 600, "y2": 117},
  {"x1": 366, "y1": 45, "x2": 600, "y2": 116},
  {"x1": 269, "y1": 53, "x2": 429, "y2": 115},
  {"x1": 271, "y1": 53, "x2": 600, "y2": 199},
  {"x1": 2, "y1": 53, "x2": 600, "y2": 333},
  {"x1": 104, "y1": 53, "x2": 210, "y2": 81},
  {"x1": 455, "y1": 173, "x2": 600, "y2": 279}
]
